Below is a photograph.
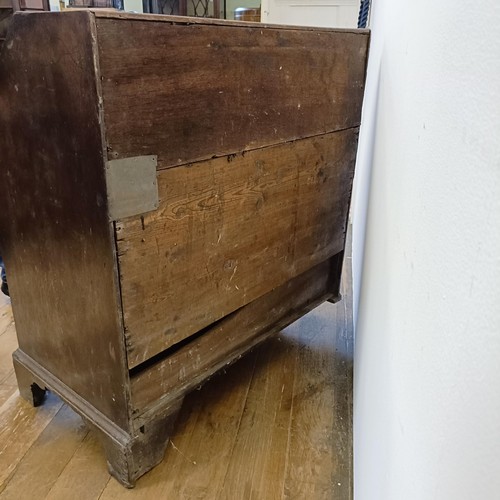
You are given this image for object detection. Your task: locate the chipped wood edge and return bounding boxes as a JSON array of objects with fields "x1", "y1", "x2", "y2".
[
  {"x1": 87, "y1": 8, "x2": 134, "y2": 414},
  {"x1": 91, "y1": 10, "x2": 371, "y2": 35}
]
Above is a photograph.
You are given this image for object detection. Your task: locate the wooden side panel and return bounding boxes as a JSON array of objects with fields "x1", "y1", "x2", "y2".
[
  {"x1": 95, "y1": 16, "x2": 369, "y2": 168},
  {"x1": 130, "y1": 257, "x2": 335, "y2": 416},
  {"x1": 117, "y1": 130, "x2": 357, "y2": 368},
  {"x1": 0, "y1": 12, "x2": 130, "y2": 429}
]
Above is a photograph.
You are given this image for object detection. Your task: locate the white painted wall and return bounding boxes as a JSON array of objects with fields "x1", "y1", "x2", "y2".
[
  {"x1": 261, "y1": 0, "x2": 360, "y2": 28},
  {"x1": 353, "y1": 1, "x2": 500, "y2": 499}
]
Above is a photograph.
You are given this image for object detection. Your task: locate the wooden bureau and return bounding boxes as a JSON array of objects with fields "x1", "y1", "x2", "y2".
[{"x1": 0, "y1": 11, "x2": 369, "y2": 487}]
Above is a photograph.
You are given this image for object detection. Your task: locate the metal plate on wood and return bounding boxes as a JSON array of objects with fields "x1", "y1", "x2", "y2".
[{"x1": 105, "y1": 155, "x2": 159, "y2": 221}]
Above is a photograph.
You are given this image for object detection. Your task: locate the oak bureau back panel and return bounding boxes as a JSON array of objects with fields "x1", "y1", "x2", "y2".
[{"x1": 93, "y1": 14, "x2": 369, "y2": 368}]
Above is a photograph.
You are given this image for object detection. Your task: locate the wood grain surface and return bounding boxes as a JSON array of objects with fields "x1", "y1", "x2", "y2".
[
  {"x1": 93, "y1": 10, "x2": 368, "y2": 34},
  {"x1": 117, "y1": 130, "x2": 357, "y2": 367},
  {"x1": 95, "y1": 15, "x2": 369, "y2": 168},
  {"x1": 129, "y1": 257, "x2": 335, "y2": 415},
  {"x1": 0, "y1": 248, "x2": 354, "y2": 498},
  {"x1": 0, "y1": 11, "x2": 130, "y2": 427},
  {"x1": 0, "y1": 11, "x2": 363, "y2": 490}
]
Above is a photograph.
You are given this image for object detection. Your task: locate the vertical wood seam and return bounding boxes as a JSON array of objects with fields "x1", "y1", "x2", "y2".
[{"x1": 88, "y1": 10, "x2": 133, "y2": 427}]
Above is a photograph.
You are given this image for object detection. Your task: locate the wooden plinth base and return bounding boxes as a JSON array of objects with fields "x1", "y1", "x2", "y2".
[{"x1": 12, "y1": 350, "x2": 182, "y2": 488}]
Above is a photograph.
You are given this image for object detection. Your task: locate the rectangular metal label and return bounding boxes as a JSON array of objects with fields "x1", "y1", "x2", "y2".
[{"x1": 105, "y1": 155, "x2": 159, "y2": 221}]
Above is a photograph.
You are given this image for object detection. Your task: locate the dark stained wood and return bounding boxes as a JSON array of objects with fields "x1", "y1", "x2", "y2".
[
  {"x1": 0, "y1": 11, "x2": 366, "y2": 487},
  {"x1": 130, "y1": 257, "x2": 335, "y2": 416},
  {"x1": 0, "y1": 11, "x2": 130, "y2": 429},
  {"x1": 118, "y1": 130, "x2": 357, "y2": 367},
  {"x1": 89, "y1": 398, "x2": 184, "y2": 488},
  {"x1": 93, "y1": 9, "x2": 368, "y2": 34},
  {"x1": 95, "y1": 13, "x2": 369, "y2": 168}
]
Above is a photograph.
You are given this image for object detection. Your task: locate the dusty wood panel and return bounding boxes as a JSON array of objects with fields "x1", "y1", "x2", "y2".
[
  {"x1": 130, "y1": 258, "x2": 334, "y2": 415},
  {"x1": 93, "y1": 10, "x2": 370, "y2": 35},
  {"x1": 118, "y1": 130, "x2": 357, "y2": 367},
  {"x1": 0, "y1": 12, "x2": 130, "y2": 428},
  {"x1": 95, "y1": 16, "x2": 368, "y2": 168}
]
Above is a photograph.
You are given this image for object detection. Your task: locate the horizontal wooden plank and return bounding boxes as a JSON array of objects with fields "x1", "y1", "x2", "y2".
[
  {"x1": 117, "y1": 130, "x2": 357, "y2": 368},
  {"x1": 130, "y1": 257, "x2": 336, "y2": 417},
  {"x1": 95, "y1": 16, "x2": 368, "y2": 168},
  {"x1": 92, "y1": 10, "x2": 370, "y2": 35}
]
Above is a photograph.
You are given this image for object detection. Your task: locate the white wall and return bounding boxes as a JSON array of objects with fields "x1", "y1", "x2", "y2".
[
  {"x1": 353, "y1": 1, "x2": 500, "y2": 499},
  {"x1": 261, "y1": 0, "x2": 360, "y2": 28}
]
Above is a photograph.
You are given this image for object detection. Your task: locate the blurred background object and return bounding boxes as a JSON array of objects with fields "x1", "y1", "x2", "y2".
[{"x1": 234, "y1": 6, "x2": 260, "y2": 21}]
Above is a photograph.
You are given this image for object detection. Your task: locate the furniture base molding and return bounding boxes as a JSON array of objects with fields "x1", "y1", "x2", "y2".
[{"x1": 13, "y1": 350, "x2": 183, "y2": 487}]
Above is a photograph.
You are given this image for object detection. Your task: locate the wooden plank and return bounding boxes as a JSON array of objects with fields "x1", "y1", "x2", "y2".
[
  {"x1": 44, "y1": 432, "x2": 111, "y2": 500},
  {"x1": 1, "y1": 371, "x2": 17, "y2": 388},
  {"x1": 0, "y1": 392, "x2": 63, "y2": 491},
  {"x1": 0, "y1": 292, "x2": 17, "y2": 390},
  {"x1": 0, "y1": 404, "x2": 89, "y2": 499},
  {"x1": 334, "y1": 235, "x2": 354, "y2": 498},
  {"x1": 0, "y1": 386, "x2": 16, "y2": 408},
  {"x1": 93, "y1": 10, "x2": 370, "y2": 35},
  {"x1": 130, "y1": 258, "x2": 335, "y2": 415},
  {"x1": 119, "y1": 130, "x2": 357, "y2": 367},
  {"x1": 282, "y1": 300, "x2": 350, "y2": 498},
  {"x1": 0, "y1": 11, "x2": 130, "y2": 428},
  {"x1": 0, "y1": 322, "x2": 17, "y2": 384},
  {"x1": 95, "y1": 16, "x2": 368, "y2": 168},
  {"x1": 0, "y1": 302, "x2": 14, "y2": 336},
  {"x1": 217, "y1": 335, "x2": 299, "y2": 499},
  {"x1": 99, "y1": 352, "x2": 258, "y2": 499}
]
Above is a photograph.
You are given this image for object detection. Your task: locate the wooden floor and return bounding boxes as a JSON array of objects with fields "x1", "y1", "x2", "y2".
[{"x1": 0, "y1": 257, "x2": 353, "y2": 500}]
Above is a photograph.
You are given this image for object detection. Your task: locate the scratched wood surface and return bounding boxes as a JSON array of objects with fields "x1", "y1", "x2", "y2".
[
  {"x1": 0, "y1": 11, "x2": 364, "y2": 488},
  {"x1": 130, "y1": 258, "x2": 335, "y2": 415},
  {"x1": 95, "y1": 12, "x2": 369, "y2": 168},
  {"x1": 118, "y1": 131, "x2": 357, "y2": 368},
  {"x1": 0, "y1": 11, "x2": 129, "y2": 428},
  {"x1": 0, "y1": 242, "x2": 353, "y2": 499}
]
